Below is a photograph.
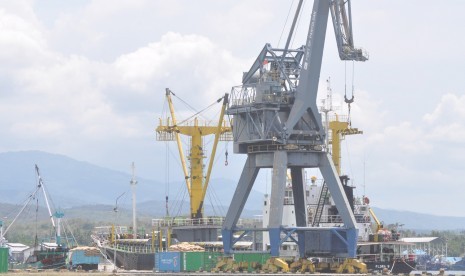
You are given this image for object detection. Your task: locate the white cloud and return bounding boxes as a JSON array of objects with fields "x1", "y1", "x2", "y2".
[
  {"x1": 424, "y1": 93, "x2": 465, "y2": 122},
  {"x1": 340, "y1": 91, "x2": 465, "y2": 216},
  {"x1": 0, "y1": 8, "x2": 50, "y2": 68},
  {"x1": 114, "y1": 32, "x2": 247, "y2": 109},
  {"x1": 0, "y1": 4, "x2": 248, "y2": 180}
]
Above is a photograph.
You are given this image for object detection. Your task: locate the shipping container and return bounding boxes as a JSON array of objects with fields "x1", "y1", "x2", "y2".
[
  {"x1": 156, "y1": 251, "x2": 270, "y2": 272},
  {"x1": 155, "y1": 252, "x2": 181, "y2": 272},
  {"x1": 182, "y1": 251, "x2": 222, "y2": 272},
  {"x1": 0, "y1": 247, "x2": 8, "y2": 273},
  {"x1": 182, "y1": 252, "x2": 202, "y2": 272},
  {"x1": 233, "y1": 252, "x2": 270, "y2": 265},
  {"x1": 202, "y1": 251, "x2": 222, "y2": 271}
]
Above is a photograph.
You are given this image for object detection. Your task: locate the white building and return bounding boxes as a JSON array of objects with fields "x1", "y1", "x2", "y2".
[{"x1": 6, "y1": 243, "x2": 34, "y2": 263}]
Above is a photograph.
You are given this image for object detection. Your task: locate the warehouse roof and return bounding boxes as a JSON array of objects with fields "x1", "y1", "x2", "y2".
[{"x1": 398, "y1": 237, "x2": 438, "y2": 243}]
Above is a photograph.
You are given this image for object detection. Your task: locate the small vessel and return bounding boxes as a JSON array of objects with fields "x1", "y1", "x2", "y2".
[
  {"x1": 356, "y1": 210, "x2": 416, "y2": 274},
  {"x1": 25, "y1": 242, "x2": 68, "y2": 269},
  {"x1": 357, "y1": 239, "x2": 416, "y2": 274},
  {"x1": 2, "y1": 165, "x2": 74, "y2": 269},
  {"x1": 91, "y1": 163, "x2": 159, "y2": 270},
  {"x1": 92, "y1": 225, "x2": 156, "y2": 270}
]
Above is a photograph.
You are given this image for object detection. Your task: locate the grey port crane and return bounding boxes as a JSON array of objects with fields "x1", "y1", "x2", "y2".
[{"x1": 222, "y1": 0, "x2": 368, "y2": 259}]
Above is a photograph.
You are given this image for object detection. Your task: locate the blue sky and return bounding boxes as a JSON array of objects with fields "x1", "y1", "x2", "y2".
[{"x1": 0, "y1": 0, "x2": 464, "y2": 216}]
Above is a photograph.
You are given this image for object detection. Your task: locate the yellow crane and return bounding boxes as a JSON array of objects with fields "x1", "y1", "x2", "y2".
[
  {"x1": 321, "y1": 78, "x2": 362, "y2": 175},
  {"x1": 328, "y1": 115, "x2": 363, "y2": 175},
  {"x1": 156, "y1": 88, "x2": 232, "y2": 219},
  {"x1": 368, "y1": 207, "x2": 383, "y2": 233}
]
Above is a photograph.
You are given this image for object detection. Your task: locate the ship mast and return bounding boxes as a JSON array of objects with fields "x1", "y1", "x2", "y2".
[
  {"x1": 35, "y1": 165, "x2": 65, "y2": 245},
  {"x1": 130, "y1": 162, "x2": 137, "y2": 237},
  {"x1": 320, "y1": 78, "x2": 334, "y2": 151}
]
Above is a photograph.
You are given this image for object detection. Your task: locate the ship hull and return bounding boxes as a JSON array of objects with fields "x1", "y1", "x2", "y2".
[
  {"x1": 365, "y1": 260, "x2": 416, "y2": 274},
  {"x1": 102, "y1": 247, "x2": 154, "y2": 271},
  {"x1": 24, "y1": 248, "x2": 68, "y2": 269}
]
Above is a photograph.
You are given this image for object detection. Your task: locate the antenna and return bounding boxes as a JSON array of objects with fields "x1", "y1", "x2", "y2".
[
  {"x1": 130, "y1": 162, "x2": 137, "y2": 237},
  {"x1": 363, "y1": 159, "x2": 366, "y2": 197},
  {"x1": 320, "y1": 77, "x2": 334, "y2": 151}
]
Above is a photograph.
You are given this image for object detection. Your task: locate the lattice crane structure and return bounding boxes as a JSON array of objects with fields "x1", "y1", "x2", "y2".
[
  {"x1": 222, "y1": 0, "x2": 368, "y2": 258},
  {"x1": 156, "y1": 88, "x2": 232, "y2": 220}
]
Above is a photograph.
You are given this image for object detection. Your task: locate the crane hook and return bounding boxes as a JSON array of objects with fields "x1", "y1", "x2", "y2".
[
  {"x1": 225, "y1": 150, "x2": 229, "y2": 166},
  {"x1": 344, "y1": 94, "x2": 354, "y2": 104}
]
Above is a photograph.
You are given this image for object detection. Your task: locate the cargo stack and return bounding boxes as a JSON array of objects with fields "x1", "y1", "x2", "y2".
[
  {"x1": 68, "y1": 246, "x2": 100, "y2": 271},
  {"x1": 155, "y1": 251, "x2": 223, "y2": 272},
  {"x1": 155, "y1": 251, "x2": 271, "y2": 273}
]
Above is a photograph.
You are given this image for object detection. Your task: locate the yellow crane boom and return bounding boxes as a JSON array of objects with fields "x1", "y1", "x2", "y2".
[
  {"x1": 368, "y1": 207, "x2": 383, "y2": 233},
  {"x1": 156, "y1": 88, "x2": 232, "y2": 219},
  {"x1": 328, "y1": 115, "x2": 363, "y2": 174}
]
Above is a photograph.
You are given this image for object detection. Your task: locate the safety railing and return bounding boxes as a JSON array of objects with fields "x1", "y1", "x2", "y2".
[
  {"x1": 152, "y1": 217, "x2": 229, "y2": 228},
  {"x1": 229, "y1": 85, "x2": 256, "y2": 107}
]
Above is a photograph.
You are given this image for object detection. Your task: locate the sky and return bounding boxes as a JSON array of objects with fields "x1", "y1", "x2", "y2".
[{"x1": 0, "y1": 0, "x2": 464, "y2": 217}]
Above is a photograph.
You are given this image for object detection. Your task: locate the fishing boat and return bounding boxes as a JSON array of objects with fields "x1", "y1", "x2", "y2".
[
  {"x1": 357, "y1": 240, "x2": 416, "y2": 274},
  {"x1": 91, "y1": 163, "x2": 159, "y2": 271},
  {"x1": 91, "y1": 225, "x2": 156, "y2": 270},
  {"x1": 1, "y1": 165, "x2": 74, "y2": 269},
  {"x1": 25, "y1": 242, "x2": 68, "y2": 269},
  {"x1": 356, "y1": 207, "x2": 416, "y2": 274}
]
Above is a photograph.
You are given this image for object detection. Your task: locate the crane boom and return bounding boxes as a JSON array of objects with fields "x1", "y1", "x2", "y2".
[
  {"x1": 4, "y1": 165, "x2": 63, "y2": 245},
  {"x1": 285, "y1": 0, "x2": 367, "y2": 137},
  {"x1": 369, "y1": 207, "x2": 383, "y2": 233},
  {"x1": 223, "y1": 0, "x2": 368, "y2": 258},
  {"x1": 165, "y1": 88, "x2": 191, "y2": 192},
  {"x1": 36, "y1": 165, "x2": 56, "y2": 229},
  {"x1": 330, "y1": 0, "x2": 368, "y2": 61},
  {"x1": 156, "y1": 90, "x2": 232, "y2": 219},
  {"x1": 199, "y1": 94, "x2": 229, "y2": 218}
]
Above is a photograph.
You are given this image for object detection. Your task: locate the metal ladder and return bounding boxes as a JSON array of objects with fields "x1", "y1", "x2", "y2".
[{"x1": 312, "y1": 182, "x2": 328, "y2": 226}]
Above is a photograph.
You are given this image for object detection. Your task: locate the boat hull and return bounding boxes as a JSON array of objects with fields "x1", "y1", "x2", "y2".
[
  {"x1": 103, "y1": 247, "x2": 154, "y2": 271},
  {"x1": 365, "y1": 260, "x2": 416, "y2": 274},
  {"x1": 24, "y1": 248, "x2": 68, "y2": 269}
]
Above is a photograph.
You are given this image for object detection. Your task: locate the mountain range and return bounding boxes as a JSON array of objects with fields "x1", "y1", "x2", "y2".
[
  {"x1": 0, "y1": 150, "x2": 263, "y2": 217},
  {"x1": 1, "y1": 150, "x2": 464, "y2": 231}
]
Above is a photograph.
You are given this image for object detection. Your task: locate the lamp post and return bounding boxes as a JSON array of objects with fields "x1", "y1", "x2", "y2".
[{"x1": 113, "y1": 192, "x2": 125, "y2": 273}]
